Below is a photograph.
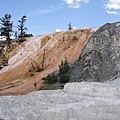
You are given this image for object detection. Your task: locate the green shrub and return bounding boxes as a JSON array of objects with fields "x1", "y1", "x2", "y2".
[
  {"x1": 60, "y1": 74, "x2": 70, "y2": 83},
  {"x1": 45, "y1": 73, "x2": 57, "y2": 84},
  {"x1": 59, "y1": 59, "x2": 70, "y2": 75},
  {"x1": 44, "y1": 59, "x2": 70, "y2": 85},
  {"x1": 59, "y1": 59, "x2": 70, "y2": 83}
]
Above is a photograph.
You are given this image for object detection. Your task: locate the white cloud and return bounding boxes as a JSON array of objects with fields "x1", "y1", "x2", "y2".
[
  {"x1": 64, "y1": 0, "x2": 74, "y2": 4},
  {"x1": 30, "y1": 7, "x2": 55, "y2": 15},
  {"x1": 72, "y1": 27, "x2": 77, "y2": 29},
  {"x1": 63, "y1": 0, "x2": 89, "y2": 9},
  {"x1": 104, "y1": 0, "x2": 120, "y2": 14},
  {"x1": 29, "y1": 26, "x2": 42, "y2": 30},
  {"x1": 106, "y1": 10, "x2": 118, "y2": 14},
  {"x1": 56, "y1": 28, "x2": 63, "y2": 32},
  {"x1": 35, "y1": 9, "x2": 54, "y2": 14}
]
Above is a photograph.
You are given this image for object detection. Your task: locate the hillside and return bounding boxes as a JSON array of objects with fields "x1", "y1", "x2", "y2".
[{"x1": 0, "y1": 28, "x2": 92, "y2": 95}]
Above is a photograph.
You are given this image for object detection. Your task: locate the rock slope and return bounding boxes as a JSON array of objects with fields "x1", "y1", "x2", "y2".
[
  {"x1": 70, "y1": 22, "x2": 120, "y2": 82},
  {"x1": 0, "y1": 79, "x2": 120, "y2": 120},
  {"x1": 0, "y1": 29, "x2": 92, "y2": 95}
]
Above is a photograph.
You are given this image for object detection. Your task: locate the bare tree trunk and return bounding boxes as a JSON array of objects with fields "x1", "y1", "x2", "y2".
[
  {"x1": 7, "y1": 35, "x2": 11, "y2": 49},
  {"x1": 41, "y1": 48, "x2": 46, "y2": 70}
]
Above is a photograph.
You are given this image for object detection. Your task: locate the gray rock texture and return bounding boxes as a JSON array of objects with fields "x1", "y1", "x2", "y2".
[
  {"x1": 1, "y1": 80, "x2": 120, "y2": 120},
  {"x1": 70, "y1": 22, "x2": 120, "y2": 82}
]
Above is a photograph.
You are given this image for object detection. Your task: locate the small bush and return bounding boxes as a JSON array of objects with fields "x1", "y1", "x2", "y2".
[
  {"x1": 35, "y1": 67, "x2": 43, "y2": 72},
  {"x1": 45, "y1": 73, "x2": 57, "y2": 84},
  {"x1": 60, "y1": 74, "x2": 70, "y2": 83},
  {"x1": 59, "y1": 59, "x2": 70, "y2": 83},
  {"x1": 72, "y1": 36, "x2": 78, "y2": 40},
  {"x1": 59, "y1": 59, "x2": 70, "y2": 75},
  {"x1": 30, "y1": 73, "x2": 34, "y2": 77},
  {"x1": 44, "y1": 59, "x2": 70, "y2": 85}
]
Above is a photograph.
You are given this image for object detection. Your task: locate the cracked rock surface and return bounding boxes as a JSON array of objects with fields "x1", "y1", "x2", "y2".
[{"x1": 70, "y1": 22, "x2": 120, "y2": 82}]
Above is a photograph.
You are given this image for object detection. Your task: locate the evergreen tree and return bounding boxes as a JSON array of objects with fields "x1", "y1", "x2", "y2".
[
  {"x1": 68, "y1": 23, "x2": 73, "y2": 30},
  {"x1": 0, "y1": 14, "x2": 13, "y2": 48},
  {"x1": 59, "y1": 59, "x2": 70, "y2": 75},
  {"x1": 59, "y1": 59, "x2": 70, "y2": 83},
  {"x1": 18, "y1": 15, "x2": 27, "y2": 38},
  {"x1": 14, "y1": 31, "x2": 18, "y2": 39}
]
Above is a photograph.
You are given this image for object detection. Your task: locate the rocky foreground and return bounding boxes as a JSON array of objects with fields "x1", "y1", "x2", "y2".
[{"x1": 0, "y1": 79, "x2": 120, "y2": 120}]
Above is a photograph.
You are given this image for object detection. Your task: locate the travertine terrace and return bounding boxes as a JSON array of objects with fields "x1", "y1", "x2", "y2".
[{"x1": 0, "y1": 28, "x2": 92, "y2": 95}]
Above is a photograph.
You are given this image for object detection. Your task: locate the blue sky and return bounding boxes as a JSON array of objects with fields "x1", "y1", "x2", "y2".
[{"x1": 0, "y1": 0, "x2": 120, "y2": 35}]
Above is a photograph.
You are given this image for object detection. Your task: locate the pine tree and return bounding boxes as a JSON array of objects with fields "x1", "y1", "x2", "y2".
[
  {"x1": 59, "y1": 59, "x2": 70, "y2": 83},
  {"x1": 68, "y1": 23, "x2": 73, "y2": 30},
  {"x1": 18, "y1": 15, "x2": 27, "y2": 39},
  {"x1": 0, "y1": 14, "x2": 13, "y2": 48}
]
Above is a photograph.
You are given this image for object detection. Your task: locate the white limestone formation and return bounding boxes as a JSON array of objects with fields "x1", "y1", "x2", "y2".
[{"x1": 0, "y1": 79, "x2": 120, "y2": 120}]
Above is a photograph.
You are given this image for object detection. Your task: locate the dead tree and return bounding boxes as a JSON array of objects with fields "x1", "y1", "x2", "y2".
[
  {"x1": 29, "y1": 48, "x2": 46, "y2": 73},
  {"x1": 41, "y1": 48, "x2": 46, "y2": 70},
  {"x1": 29, "y1": 58, "x2": 42, "y2": 72}
]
